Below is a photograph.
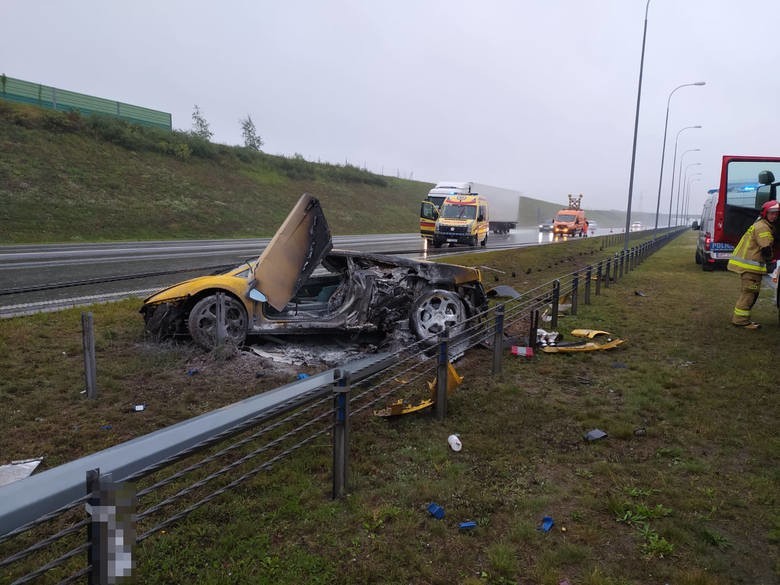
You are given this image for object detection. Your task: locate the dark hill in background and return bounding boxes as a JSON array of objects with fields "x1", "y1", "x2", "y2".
[{"x1": 0, "y1": 101, "x2": 655, "y2": 244}]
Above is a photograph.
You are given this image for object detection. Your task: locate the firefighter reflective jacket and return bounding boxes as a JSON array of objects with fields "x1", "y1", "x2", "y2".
[{"x1": 727, "y1": 217, "x2": 775, "y2": 275}]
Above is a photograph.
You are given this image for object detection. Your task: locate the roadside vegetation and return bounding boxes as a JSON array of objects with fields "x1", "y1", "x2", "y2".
[
  {"x1": 0, "y1": 101, "x2": 425, "y2": 242},
  {"x1": 0, "y1": 100, "x2": 655, "y2": 244},
  {"x1": 1, "y1": 231, "x2": 777, "y2": 583}
]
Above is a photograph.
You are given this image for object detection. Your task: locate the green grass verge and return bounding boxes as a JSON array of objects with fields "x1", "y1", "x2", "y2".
[{"x1": 1, "y1": 231, "x2": 777, "y2": 583}]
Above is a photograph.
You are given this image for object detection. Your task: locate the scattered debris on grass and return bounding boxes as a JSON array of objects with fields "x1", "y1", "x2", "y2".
[{"x1": 584, "y1": 429, "x2": 608, "y2": 441}]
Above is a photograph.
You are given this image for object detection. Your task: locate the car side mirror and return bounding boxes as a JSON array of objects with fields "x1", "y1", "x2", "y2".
[
  {"x1": 249, "y1": 288, "x2": 267, "y2": 302},
  {"x1": 477, "y1": 214, "x2": 484, "y2": 222},
  {"x1": 758, "y1": 170, "x2": 775, "y2": 185}
]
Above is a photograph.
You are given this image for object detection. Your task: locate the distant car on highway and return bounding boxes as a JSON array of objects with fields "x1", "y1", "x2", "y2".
[
  {"x1": 141, "y1": 194, "x2": 489, "y2": 350},
  {"x1": 630, "y1": 221, "x2": 643, "y2": 232},
  {"x1": 538, "y1": 220, "x2": 554, "y2": 232},
  {"x1": 588, "y1": 221, "x2": 598, "y2": 234}
]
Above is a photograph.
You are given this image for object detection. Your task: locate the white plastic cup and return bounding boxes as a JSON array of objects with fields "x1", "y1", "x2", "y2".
[{"x1": 448, "y1": 434, "x2": 462, "y2": 452}]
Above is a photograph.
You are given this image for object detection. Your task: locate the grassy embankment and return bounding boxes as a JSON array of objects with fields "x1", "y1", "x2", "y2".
[
  {"x1": 0, "y1": 99, "x2": 652, "y2": 244},
  {"x1": 1, "y1": 231, "x2": 778, "y2": 584}
]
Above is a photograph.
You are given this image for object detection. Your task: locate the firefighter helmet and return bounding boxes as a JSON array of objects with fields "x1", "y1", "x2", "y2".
[{"x1": 760, "y1": 200, "x2": 780, "y2": 218}]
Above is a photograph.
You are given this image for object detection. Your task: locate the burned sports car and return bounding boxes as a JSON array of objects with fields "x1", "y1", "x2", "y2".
[{"x1": 141, "y1": 194, "x2": 488, "y2": 350}]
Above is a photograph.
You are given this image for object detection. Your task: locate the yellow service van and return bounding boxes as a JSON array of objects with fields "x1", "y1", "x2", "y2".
[{"x1": 432, "y1": 195, "x2": 490, "y2": 248}]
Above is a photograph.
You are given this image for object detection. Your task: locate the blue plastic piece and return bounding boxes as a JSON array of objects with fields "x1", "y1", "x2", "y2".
[
  {"x1": 297, "y1": 373, "x2": 309, "y2": 380},
  {"x1": 539, "y1": 516, "x2": 554, "y2": 532},
  {"x1": 459, "y1": 521, "x2": 477, "y2": 530},
  {"x1": 427, "y1": 502, "x2": 445, "y2": 519}
]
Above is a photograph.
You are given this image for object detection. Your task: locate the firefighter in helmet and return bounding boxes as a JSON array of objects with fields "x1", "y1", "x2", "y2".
[{"x1": 727, "y1": 199, "x2": 779, "y2": 329}]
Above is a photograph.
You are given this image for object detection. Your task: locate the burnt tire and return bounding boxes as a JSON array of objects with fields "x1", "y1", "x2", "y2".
[
  {"x1": 188, "y1": 293, "x2": 248, "y2": 350},
  {"x1": 410, "y1": 289, "x2": 467, "y2": 344}
]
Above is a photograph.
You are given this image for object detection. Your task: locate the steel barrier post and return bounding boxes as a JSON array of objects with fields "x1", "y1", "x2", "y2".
[
  {"x1": 332, "y1": 369, "x2": 351, "y2": 499},
  {"x1": 571, "y1": 273, "x2": 579, "y2": 315},
  {"x1": 550, "y1": 280, "x2": 560, "y2": 330},
  {"x1": 492, "y1": 305, "x2": 505, "y2": 375},
  {"x1": 215, "y1": 292, "x2": 226, "y2": 346},
  {"x1": 596, "y1": 261, "x2": 603, "y2": 295},
  {"x1": 604, "y1": 258, "x2": 611, "y2": 289},
  {"x1": 584, "y1": 266, "x2": 592, "y2": 305},
  {"x1": 86, "y1": 469, "x2": 135, "y2": 585},
  {"x1": 529, "y1": 308, "x2": 539, "y2": 348},
  {"x1": 435, "y1": 332, "x2": 449, "y2": 421},
  {"x1": 82, "y1": 312, "x2": 97, "y2": 399},
  {"x1": 618, "y1": 251, "x2": 625, "y2": 278}
]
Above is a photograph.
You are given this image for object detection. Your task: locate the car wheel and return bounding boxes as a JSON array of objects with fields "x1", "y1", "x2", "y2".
[
  {"x1": 188, "y1": 293, "x2": 248, "y2": 349},
  {"x1": 481, "y1": 234, "x2": 487, "y2": 247},
  {"x1": 702, "y1": 260, "x2": 714, "y2": 272},
  {"x1": 410, "y1": 289, "x2": 466, "y2": 344},
  {"x1": 432, "y1": 239, "x2": 443, "y2": 249},
  {"x1": 695, "y1": 249, "x2": 702, "y2": 264}
]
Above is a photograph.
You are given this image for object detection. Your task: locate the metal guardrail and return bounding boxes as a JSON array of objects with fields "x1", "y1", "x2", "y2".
[{"x1": 0, "y1": 228, "x2": 685, "y2": 584}]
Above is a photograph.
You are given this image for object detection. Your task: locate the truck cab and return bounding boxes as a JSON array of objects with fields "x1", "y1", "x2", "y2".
[
  {"x1": 432, "y1": 195, "x2": 489, "y2": 248},
  {"x1": 552, "y1": 193, "x2": 587, "y2": 237}
]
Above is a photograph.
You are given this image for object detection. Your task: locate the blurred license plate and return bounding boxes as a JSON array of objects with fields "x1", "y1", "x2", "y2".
[
  {"x1": 713, "y1": 252, "x2": 731, "y2": 259},
  {"x1": 446, "y1": 238, "x2": 458, "y2": 243}
]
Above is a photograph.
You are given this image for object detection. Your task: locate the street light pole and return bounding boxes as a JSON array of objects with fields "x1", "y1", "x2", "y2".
[
  {"x1": 668, "y1": 130, "x2": 701, "y2": 227},
  {"x1": 678, "y1": 161, "x2": 702, "y2": 225},
  {"x1": 623, "y1": 0, "x2": 651, "y2": 251},
  {"x1": 684, "y1": 174, "x2": 702, "y2": 225},
  {"x1": 653, "y1": 82, "x2": 705, "y2": 231}
]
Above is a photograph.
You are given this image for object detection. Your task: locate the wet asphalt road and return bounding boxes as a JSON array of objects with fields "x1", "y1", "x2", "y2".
[{"x1": 0, "y1": 229, "x2": 572, "y2": 316}]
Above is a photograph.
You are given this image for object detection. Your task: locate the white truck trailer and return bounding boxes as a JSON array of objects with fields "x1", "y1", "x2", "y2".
[
  {"x1": 471, "y1": 182, "x2": 522, "y2": 234},
  {"x1": 420, "y1": 181, "x2": 522, "y2": 241}
]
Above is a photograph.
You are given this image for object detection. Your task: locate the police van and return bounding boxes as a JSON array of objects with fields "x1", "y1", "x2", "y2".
[
  {"x1": 695, "y1": 189, "x2": 734, "y2": 271},
  {"x1": 696, "y1": 155, "x2": 780, "y2": 270}
]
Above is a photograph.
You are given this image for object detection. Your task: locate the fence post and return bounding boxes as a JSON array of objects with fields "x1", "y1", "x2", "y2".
[
  {"x1": 215, "y1": 292, "x2": 226, "y2": 346},
  {"x1": 492, "y1": 305, "x2": 504, "y2": 376},
  {"x1": 86, "y1": 469, "x2": 136, "y2": 585},
  {"x1": 604, "y1": 258, "x2": 611, "y2": 289},
  {"x1": 551, "y1": 280, "x2": 560, "y2": 330},
  {"x1": 529, "y1": 308, "x2": 539, "y2": 348},
  {"x1": 435, "y1": 332, "x2": 449, "y2": 421},
  {"x1": 618, "y1": 251, "x2": 625, "y2": 279},
  {"x1": 82, "y1": 312, "x2": 97, "y2": 399},
  {"x1": 571, "y1": 273, "x2": 579, "y2": 315},
  {"x1": 614, "y1": 253, "x2": 620, "y2": 282},
  {"x1": 595, "y1": 262, "x2": 602, "y2": 296},
  {"x1": 332, "y1": 369, "x2": 350, "y2": 499},
  {"x1": 584, "y1": 266, "x2": 592, "y2": 305}
]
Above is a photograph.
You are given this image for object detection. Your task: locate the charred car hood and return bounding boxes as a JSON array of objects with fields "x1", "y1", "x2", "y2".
[
  {"x1": 252, "y1": 193, "x2": 332, "y2": 311},
  {"x1": 323, "y1": 249, "x2": 482, "y2": 285}
]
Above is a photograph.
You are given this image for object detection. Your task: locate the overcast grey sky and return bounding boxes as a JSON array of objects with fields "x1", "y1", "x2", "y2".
[{"x1": 4, "y1": 1, "x2": 779, "y2": 215}]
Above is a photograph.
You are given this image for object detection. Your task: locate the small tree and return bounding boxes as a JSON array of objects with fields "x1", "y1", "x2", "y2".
[
  {"x1": 191, "y1": 104, "x2": 213, "y2": 141},
  {"x1": 240, "y1": 114, "x2": 263, "y2": 150}
]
